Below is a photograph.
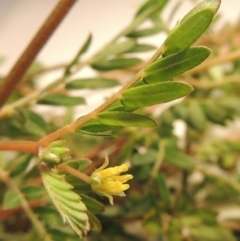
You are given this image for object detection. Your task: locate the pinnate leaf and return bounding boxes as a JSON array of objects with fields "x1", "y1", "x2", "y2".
[{"x1": 41, "y1": 170, "x2": 90, "y2": 238}]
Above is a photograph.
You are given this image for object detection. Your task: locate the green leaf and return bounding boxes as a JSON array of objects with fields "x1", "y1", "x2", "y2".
[
  {"x1": 48, "y1": 228, "x2": 80, "y2": 241},
  {"x1": 192, "y1": 225, "x2": 236, "y2": 241},
  {"x1": 106, "y1": 100, "x2": 136, "y2": 112},
  {"x1": 126, "y1": 27, "x2": 161, "y2": 38},
  {"x1": 163, "y1": 8, "x2": 216, "y2": 56},
  {"x1": 181, "y1": 0, "x2": 221, "y2": 24},
  {"x1": 127, "y1": 43, "x2": 156, "y2": 53},
  {"x1": 16, "y1": 109, "x2": 47, "y2": 136},
  {"x1": 41, "y1": 170, "x2": 90, "y2": 238},
  {"x1": 144, "y1": 47, "x2": 211, "y2": 83},
  {"x1": 10, "y1": 153, "x2": 32, "y2": 177},
  {"x1": 91, "y1": 58, "x2": 142, "y2": 71},
  {"x1": 131, "y1": 149, "x2": 157, "y2": 166},
  {"x1": 136, "y1": 0, "x2": 168, "y2": 16},
  {"x1": 79, "y1": 194, "x2": 105, "y2": 214},
  {"x1": 38, "y1": 94, "x2": 85, "y2": 106},
  {"x1": 91, "y1": 40, "x2": 136, "y2": 63},
  {"x1": 172, "y1": 104, "x2": 189, "y2": 120},
  {"x1": 156, "y1": 173, "x2": 170, "y2": 204},
  {"x1": 3, "y1": 190, "x2": 20, "y2": 210},
  {"x1": 77, "y1": 159, "x2": 92, "y2": 172},
  {"x1": 22, "y1": 186, "x2": 46, "y2": 200},
  {"x1": 66, "y1": 77, "x2": 119, "y2": 90},
  {"x1": 205, "y1": 101, "x2": 228, "y2": 125},
  {"x1": 165, "y1": 149, "x2": 195, "y2": 170},
  {"x1": 97, "y1": 111, "x2": 156, "y2": 127},
  {"x1": 78, "y1": 119, "x2": 119, "y2": 133},
  {"x1": 187, "y1": 102, "x2": 207, "y2": 132},
  {"x1": 64, "y1": 34, "x2": 92, "y2": 76},
  {"x1": 87, "y1": 212, "x2": 102, "y2": 232},
  {"x1": 121, "y1": 82, "x2": 193, "y2": 108}
]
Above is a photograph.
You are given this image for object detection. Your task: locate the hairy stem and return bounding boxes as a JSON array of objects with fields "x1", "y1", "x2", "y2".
[
  {"x1": 0, "y1": 141, "x2": 38, "y2": 154},
  {"x1": 0, "y1": 0, "x2": 77, "y2": 107},
  {"x1": 58, "y1": 163, "x2": 91, "y2": 183}
]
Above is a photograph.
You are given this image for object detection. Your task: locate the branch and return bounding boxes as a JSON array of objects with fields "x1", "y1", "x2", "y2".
[
  {"x1": 0, "y1": 141, "x2": 39, "y2": 154},
  {"x1": 0, "y1": 0, "x2": 77, "y2": 107}
]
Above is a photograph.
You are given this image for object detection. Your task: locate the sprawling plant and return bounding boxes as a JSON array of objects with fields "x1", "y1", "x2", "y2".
[{"x1": 3, "y1": 0, "x2": 240, "y2": 240}]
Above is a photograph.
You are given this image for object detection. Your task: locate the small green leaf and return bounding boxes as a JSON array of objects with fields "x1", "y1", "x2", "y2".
[
  {"x1": 22, "y1": 186, "x2": 46, "y2": 200},
  {"x1": 163, "y1": 9, "x2": 215, "y2": 56},
  {"x1": 10, "y1": 153, "x2": 32, "y2": 177},
  {"x1": 91, "y1": 40, "x2": 136, "y2": 63},
  {"x1": 41, "y1": 170, "x2": 90, "y2": 238},
  {"x1": 48, "y1": 228, "x2": 80, "y2": 241},
  {"x1": 181, "y1": 0, "x2": 221, "y2": 24},
  {"x1": 64, "y1": 34, "x2": 92, "y2": 76},
  {"x1": 127, "y1": 43, "x2": 156, "y2": 53},
  {"x1": 16, "y1": 109, "x2": 47, "y2": 136},
  {"x1": 91, "y1": 58, "x2": 142, "y2": 71},
  {"x1": 172, "y1": 104, "x2": 189, "y2": 120},
  {"x1": 131, "y1": 149, "x2": 157, "y2": 166},
  {"x1": 77, "y1": 159, "x2": 92, "y2": 172},
  {"x1": 79, "y1": 119, "x2": 119, "y2": 133},
  {"x1": 38, "y1": 94, "x2": 85, "y2": 106},
  {"x1": 156, "y1": 173, "x2": 170, "y2": 204},
  {"x1": 144, "y1": 47, "x2": 211, "y2": 83},
  {"x1": 205, "y1": 101, "x2": 228, "y2": 125},
  {"x1": 88, "y1": 211, "x2": 102, "y2": 232},
  {"x1": 97, "y1": 111, "x2": 156, "y2": 127},
  {"x1": 106, "y1": 100, "x2": 136, "y2": 112},
  {"x1": 66, "y1": 78, "x2": 119, "y2": 90},
  {"x1": 126, "y1": 27, "x2": 161, "y2": 38},
  {"x1": 121, "y1": 82, "x2": 193, "y2": 108},
  {"x1": 136, "y1": 0, "x2": 168, "y2": 16},
  {"x1": 165, "y1": 149, "x2": 195, "y2": 170},
  {"x1": 80, "y1": 194, "x2": 105, "y2": 214},
  {"x1": 192, "y1": 225, "x2": 236, "y2": 241},
  {"x1": 187, "y1": 102, "x2": 207, "y2": 132},
  {"x1": 3, "y1": 190, "x2": 20, "y2": 210}
]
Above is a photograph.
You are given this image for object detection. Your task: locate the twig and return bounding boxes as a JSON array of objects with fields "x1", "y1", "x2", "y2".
[
  {"x1": 0, "y1": 141, "x2": 38, "y2": 154},
  {"x1": 58, "y1": 163, "x2": 91, "y2": 183},
  {"x1": 0, "y1": 0, "x2": 77, "y2": 107}
]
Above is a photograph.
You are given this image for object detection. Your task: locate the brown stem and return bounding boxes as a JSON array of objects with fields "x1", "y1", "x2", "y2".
[
  {"x1": 58, "y1": 163, "x2": 91, "y2": 183},
  {"x1": 38, "y1": 70, "x2": 144, "y2": 147},
  {"x1": 0, "y1": 0, "x2": 77, "y2": 107},
  {"x1": 0, "y1": 141, "x2": 39, "y2": 154}
]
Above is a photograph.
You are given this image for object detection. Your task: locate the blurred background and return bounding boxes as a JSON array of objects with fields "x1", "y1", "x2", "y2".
[{"x1": 1, "y1": 0, "x2": 239, "y2": 117}]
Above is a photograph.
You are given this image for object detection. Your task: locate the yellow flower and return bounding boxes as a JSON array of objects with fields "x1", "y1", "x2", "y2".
[{"x1": 90, "y1": 155, "x2": 133, "y2": 205}]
